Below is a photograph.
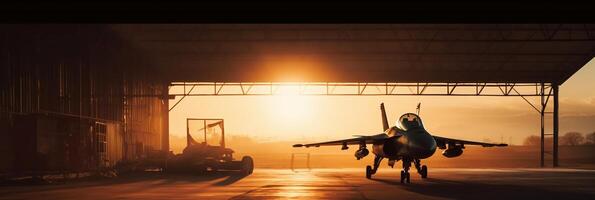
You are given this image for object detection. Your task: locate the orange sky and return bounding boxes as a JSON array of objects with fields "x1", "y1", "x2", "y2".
[{"x1": 169, "y1": 59, "x2": 595, "y2": 146}]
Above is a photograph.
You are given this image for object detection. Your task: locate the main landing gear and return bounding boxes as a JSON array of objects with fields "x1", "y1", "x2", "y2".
[
  {"x1": 365, "y1": 156, "x2": 383, "y2": 179},
  {"x1": 365, "y1": 156, "x2": 428, "y2": 183}
]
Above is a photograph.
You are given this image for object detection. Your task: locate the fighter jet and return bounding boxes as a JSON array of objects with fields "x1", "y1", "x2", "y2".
[{"x1": 293, "y1": 103, "x2": 507, "y2": 183}]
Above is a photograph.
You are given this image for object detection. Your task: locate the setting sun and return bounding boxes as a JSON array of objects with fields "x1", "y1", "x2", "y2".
[{"x1": 267, "y1": 93, "x2": 314, "y2": 128}]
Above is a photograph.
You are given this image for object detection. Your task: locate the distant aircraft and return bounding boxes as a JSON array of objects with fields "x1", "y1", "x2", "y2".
[{"x1": 293, "y1": 103, "x2": 507, "y2": 183}]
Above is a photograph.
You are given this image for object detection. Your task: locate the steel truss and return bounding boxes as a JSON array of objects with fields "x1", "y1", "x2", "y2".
[
  {"x1": 169, "y1": 82, "x2": 551, "y2": 96},
  {"x1": 169, "y1": 81, "x2": 559, "y2": 167}
]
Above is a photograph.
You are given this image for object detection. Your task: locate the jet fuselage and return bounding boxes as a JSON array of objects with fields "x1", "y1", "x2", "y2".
[{"x1": 371, "y1": 113, "x2": 437, "y2": 160}]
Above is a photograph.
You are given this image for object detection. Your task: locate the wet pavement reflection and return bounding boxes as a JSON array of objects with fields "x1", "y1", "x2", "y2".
[{"x1": 1, "y1": 168, "x2": 594, "y2": 200}]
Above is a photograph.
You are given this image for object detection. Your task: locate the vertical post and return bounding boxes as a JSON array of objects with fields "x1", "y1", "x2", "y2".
[
  {"x1": 540, "y1": 83, "x2": 545, "y2": 167},
  {"x1": 416, "y1": 83, "x2": 419, "y2": 94},
  {"x1": 553, "y1": 84, "x2": 559, "y2": 167},
  {"x1": 186, "y1": 118, "x2": 190, "y2": 147},
  {"x1": 385, "y1": 83, "x2": 388, "y2": 95},
  {"x1": 79, "y1": 60, "x2": 83, "y2": 167},
  {"x1": 221, "y1": 120, "x2": 225, "y2": 148},
  {"x1": 162, "y1": 84, "x2": 169, "y2": 152},
  {"x1": 162, "y1": 87, "x2": 169, "y2": 170},
  {"x1": 203, "y1": 120, "x2": 207, "y2": 144}
]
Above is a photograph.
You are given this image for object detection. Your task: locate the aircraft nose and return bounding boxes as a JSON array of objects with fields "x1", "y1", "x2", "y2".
[{"x1": 409, "y1": 133, "x2": 437, "y2": 159}]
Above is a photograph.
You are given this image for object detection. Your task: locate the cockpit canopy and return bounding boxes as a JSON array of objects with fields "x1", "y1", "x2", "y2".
[{"x1": 397, "y1": 113, "x2": 424, "y2": 131}]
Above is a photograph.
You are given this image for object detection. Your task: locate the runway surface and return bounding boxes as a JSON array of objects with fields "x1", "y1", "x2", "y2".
[{"x1": 1, "y1": 168, "x2": 594, "y2": 200}]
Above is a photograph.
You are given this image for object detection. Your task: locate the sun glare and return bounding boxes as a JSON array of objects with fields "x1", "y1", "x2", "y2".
[{"x1": 268, "y1": 90, "x2": 313, "y2": 126}]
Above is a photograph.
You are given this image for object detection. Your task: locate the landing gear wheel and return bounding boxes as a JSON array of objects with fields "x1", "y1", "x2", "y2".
[
  {"x1": 420, "y1": 165, "x2": 428, "y2": 179},
  {"x1": 240, "y1": 156, "x2": 254, "y2": 175},
  {"x1": 400, "y1": 170, "x2": 405, "y2": 183},
  {"x1": 400, "y1": 170, "x2": 411, "y2": 183},
  {"x1": 366, "y1": 165, "x2": 372, "y2": 179}
]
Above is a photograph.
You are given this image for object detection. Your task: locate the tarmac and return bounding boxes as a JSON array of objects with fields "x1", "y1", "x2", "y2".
[{"x1": 1, "y1": 168, "x2": 594, "y2": 200}]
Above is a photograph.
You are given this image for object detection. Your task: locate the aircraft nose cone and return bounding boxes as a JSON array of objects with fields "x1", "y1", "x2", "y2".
[{"x1": 409, "y1": 132, "x2": 437, "y2": 159}]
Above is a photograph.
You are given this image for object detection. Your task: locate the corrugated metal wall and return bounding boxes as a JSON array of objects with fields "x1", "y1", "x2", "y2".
[
  {"x1": 106, "y1": 123, "x2": 123, "y2": 167},
  {"x1": 0, "y1": 25, "x2": 169, "y2": 174}
]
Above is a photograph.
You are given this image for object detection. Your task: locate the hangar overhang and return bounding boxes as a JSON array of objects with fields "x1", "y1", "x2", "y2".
[{"x1": 112, "y1": 24, "x2": 595, "y2": 84}]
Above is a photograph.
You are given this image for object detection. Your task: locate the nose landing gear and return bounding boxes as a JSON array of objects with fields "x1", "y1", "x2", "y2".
[
  {"x1": 400, "y1": 170, "x2": 410, "y2": 183},
  {"x1": 400, "y1": 160, "x2": 411, "y2": 183}
]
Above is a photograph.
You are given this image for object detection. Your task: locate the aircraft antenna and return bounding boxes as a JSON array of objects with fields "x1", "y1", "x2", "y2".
[{"x1": 416, "y1": 102, "x2": 421, "y2": 115}]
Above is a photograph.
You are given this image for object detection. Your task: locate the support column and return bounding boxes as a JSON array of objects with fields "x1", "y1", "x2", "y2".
[
  {"x1": 162, "y1": 102, "x2": 169, "y2": 152},
  {"x1": 553, "y1": 84, "x2": 559, "y2": 167},
  {"x1": 221, "y1": 120, "x2": 226, "y2": 148},
  {"x1": 540, "y1": 83, "x2": 545, "y2": 167},
  {"x1": 162, "y1": 84, "x2": 170, "y2": 153}
]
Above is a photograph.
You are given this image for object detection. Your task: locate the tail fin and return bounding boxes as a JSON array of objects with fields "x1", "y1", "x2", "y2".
[{"x1": 380, "y1": 103, "x2": 389, "y2": 131}]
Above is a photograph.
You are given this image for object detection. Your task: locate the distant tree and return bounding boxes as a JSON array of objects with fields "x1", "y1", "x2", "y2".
[
  {"x1": 523, "y1": 135, "x2": 553, "y2": 146},
  {"x1": 560, "y1": 132, "x2": 585, "y2": 146},
  {"x1": 523, "y1": 135, "x2": 541, "y2": 146},
  {"x1": 585, "y1": 132, "x2": 595, "y2": 145}
]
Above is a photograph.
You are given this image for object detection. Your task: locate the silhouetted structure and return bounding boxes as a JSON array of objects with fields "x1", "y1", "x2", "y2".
[
  {"x1": 0, "y1": 25, "x2": 169, "y2": 176},
  {"x1": 1, "y1": 24, "x2": 594, "y2": 175}
]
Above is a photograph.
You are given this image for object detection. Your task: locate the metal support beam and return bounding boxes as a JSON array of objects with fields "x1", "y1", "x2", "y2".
[
  {"x1": 169, "y1": 85, "x2": 195, "y2": 111},
  {"x1": 162, "y1": 84, "x2": 170, "y2": 152},
  {"x1": 553, "y1": 84, "x2": 559, "y2": 167},
  {"x1": 186, "y1": 119, "x2": 190, "y2": 147},
  {"x1": 162, "y1": 84, "x2": 170, "y2": 169},
  {"x1": 168, "y1": 82, "x2": 551, "y2": 96},
  {"x1": 530, "y1": 82, "x2": 556, "y2": 167},
  {"x1": 540, "y1": 83, "x2": 545, "y2": 167}
]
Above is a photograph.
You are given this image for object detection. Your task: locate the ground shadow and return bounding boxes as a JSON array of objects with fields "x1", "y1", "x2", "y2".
[
  {"x1": 371, "y1": 177, "x2": 592, "y2": 200},
  {"x1": 212, "y1": 173, "x2": 248, "y2": 186},
  {"x1": 0, "y1": 170, "x2": 248, "y2": 196}
]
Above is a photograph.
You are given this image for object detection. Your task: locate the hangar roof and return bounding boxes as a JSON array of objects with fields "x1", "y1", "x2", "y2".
[{"x1": 112, "y1": 24, "x2": 595, "y2": 84}]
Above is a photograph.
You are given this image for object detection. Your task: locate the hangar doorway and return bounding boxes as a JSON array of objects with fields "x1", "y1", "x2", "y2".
[{"x1": 167, "y1": 82, "x2": 562, "y2": 167}]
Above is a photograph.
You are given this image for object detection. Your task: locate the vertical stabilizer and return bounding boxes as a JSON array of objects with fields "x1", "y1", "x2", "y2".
[{"x1": 380, "y1": 103, "x2": 390, "y2": 131}]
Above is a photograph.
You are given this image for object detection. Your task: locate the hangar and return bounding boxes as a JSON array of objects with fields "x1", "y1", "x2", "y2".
[{"x1": 1, "y1": 24, "x2": 594, "y2": 176}]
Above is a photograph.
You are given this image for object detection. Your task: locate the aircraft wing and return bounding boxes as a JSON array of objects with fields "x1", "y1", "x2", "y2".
[
  {"x1": 433, "y1": 135, "x2": 508, "y2": 148},
  {"x1": 293, "y1": 134, "x2": 388, "y2": 148}
]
